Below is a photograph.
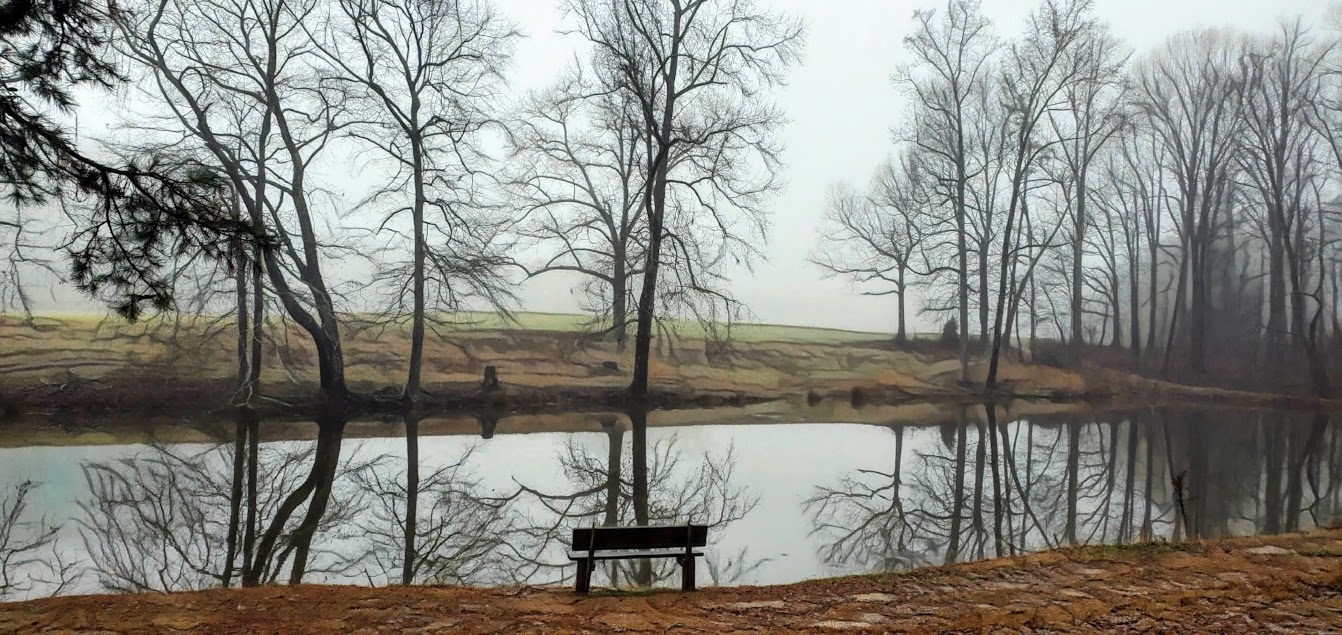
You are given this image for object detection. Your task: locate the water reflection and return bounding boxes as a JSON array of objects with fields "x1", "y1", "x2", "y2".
[
  {"x1": 806, "y1": 407, "x2": 1342, "y2": 576},
  {"x1": 0, "y1": 406, "x2": 1339, "y2": 600},
  {"x1": 502, "y1": 410, "x2": 763, "y2": 588},
  {"x1": 77, "y1": 437, "x2": 376, "y2": 592}
]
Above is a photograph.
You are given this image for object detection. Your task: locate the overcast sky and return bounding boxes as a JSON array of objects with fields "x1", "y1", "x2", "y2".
[
  {"x1": 505, "y1": 0, "x2": 1336, "y2": 333},
  {"x1": 45, "y1": 0, "x2": 1337, "y2": 332}
]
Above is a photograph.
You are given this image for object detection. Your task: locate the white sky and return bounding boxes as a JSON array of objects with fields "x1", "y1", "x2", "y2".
[
  {"x1": 46, "y1": 0, "x2": 1338, "y2": 333},
  {"x1": 505, "y1": 0, "x2": 1336, "y2": 333}
]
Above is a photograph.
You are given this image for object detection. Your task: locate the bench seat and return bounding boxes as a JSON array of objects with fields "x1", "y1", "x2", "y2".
[
  {"x1": 569, "y1": 523, "x2": 709, "y2": 593},
  {"x1": 568, "y1": 548, "x2": 705, "y2": 561}
]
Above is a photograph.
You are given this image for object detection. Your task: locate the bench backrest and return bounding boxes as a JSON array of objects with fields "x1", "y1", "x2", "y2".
[{"x1": 571, "y1": 525, "x2": 708, "y2": 551}]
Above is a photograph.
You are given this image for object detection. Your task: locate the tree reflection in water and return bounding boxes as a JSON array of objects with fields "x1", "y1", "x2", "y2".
[
  {"x1": 505, "y1": 409, "x2": 764, "y2": 588},
  {"x1": 342, "y1": 424, "x2": 524, "y2": 586},
  {"x1": 78, "y1": 438, "x2": 377, "y2": 592},
  {"x1": 0, "y1": 481, "x2": 77, "y2": 600},
  {"x1": 804, "y1": 423, "x2": 936, "y2": 572},
  {"x1": 807, "y1": 409, "x2": 1342, "y2": 576},
  {"x1": 13, "y1": 408, "x2": 1342, "y2": 596}
]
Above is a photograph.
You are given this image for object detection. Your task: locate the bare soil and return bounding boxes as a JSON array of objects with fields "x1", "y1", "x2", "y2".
[{"x1": 5, "y1": 530, "x2": 1342, "y2": 634}]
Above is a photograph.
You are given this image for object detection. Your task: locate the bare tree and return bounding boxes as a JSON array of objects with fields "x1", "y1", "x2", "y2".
[
  {"x1": 812, "y1": 153, "x2": 931, "y2": 343},
  {"x1": 507, "y1": 74, "x2": 647, "y2": 349},
  {"x1": 898, "y1": 0, "x2": 997, "y2": 381},
  {"x1": 111, "y1": 0, "x2": 361, "y2": 584},
  {"x1": 1133, "y1": 30, "x2": 1246, "y2": 375},
  {"x1": 308, "y1": 0, "x2": 516, "y2": 584},
  {"x1": 985, "y1": 0, "x2": 1097, "y2": 389},
  {"x1": 562, "y1": 0, "x2": 804, "y2": 403},
  {"x1": 1241, "y1": 19, "x2": 1335, "y2": 395},
  {"x1": 1046, "y1": 21, "x2": 1129, "y2": 359}
]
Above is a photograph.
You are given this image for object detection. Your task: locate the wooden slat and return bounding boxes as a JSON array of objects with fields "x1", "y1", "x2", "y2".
[
  {"x1": 571, "y1": 525, "x2": 709, "y2": 551},
  {"x1": 568, "y1": 548, "x2": 705, "y2": 561}
]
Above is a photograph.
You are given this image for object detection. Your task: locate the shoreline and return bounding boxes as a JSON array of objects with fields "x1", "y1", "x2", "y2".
[{"x1": 4, "y1": 529, "x2": 1340, "y2": 633}]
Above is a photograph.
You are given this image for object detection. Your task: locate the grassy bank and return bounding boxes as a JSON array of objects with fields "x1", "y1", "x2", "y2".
[
  {"x1": 0, "y1": 312, "x2": 1331, "y2": 423},
  {"x1": 0, "y1": 312, "x2": 1087, "y2": 415},
  {"x1": 4, "y1": 529, "x2": 1341, "y2": 633}
]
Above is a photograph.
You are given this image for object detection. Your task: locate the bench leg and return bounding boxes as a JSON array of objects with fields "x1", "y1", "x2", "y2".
[
  {"x1": 575, "y1": 558, "x2": 592, "y2": 593},
  {"x1": 681, "y1": 556, "x2": 696, "y2": 592}
]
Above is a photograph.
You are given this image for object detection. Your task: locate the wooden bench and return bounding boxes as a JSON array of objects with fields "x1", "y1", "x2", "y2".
[{"x1": 567, "y1": 524, "x2": 708, "y2": 593}]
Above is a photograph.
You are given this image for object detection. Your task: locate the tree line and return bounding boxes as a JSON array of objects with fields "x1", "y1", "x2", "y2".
[{"x1": 814, "y1": 0, "x2": 1342, "y2": 398}]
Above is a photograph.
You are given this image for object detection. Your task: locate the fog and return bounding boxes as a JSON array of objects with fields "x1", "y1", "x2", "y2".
[{"x1": 18, "y1": 0, "x2": 1328, "y2": 333}]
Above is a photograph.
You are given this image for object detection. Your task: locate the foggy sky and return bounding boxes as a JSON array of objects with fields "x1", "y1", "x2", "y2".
[
  {"x1": 508, "y1": 0, "x2": 1334, "y2": 333},
  {"x1": 46, "y1": 0, "x2": 1338, "y2": 333}
]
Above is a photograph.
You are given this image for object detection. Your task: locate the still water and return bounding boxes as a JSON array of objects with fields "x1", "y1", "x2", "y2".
[{"x1": 0, "y1": 407, "x2": 1337, "y2": 600}]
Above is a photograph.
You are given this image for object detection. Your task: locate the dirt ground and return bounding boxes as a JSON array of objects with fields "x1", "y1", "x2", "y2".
[{"x1": 5, "y1": 530, "x2": 1342, "y2": 634}]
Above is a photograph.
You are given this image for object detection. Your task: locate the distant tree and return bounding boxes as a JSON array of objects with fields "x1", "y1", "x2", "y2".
[
  {"x1": 1240, "y1": 19, "x2": 1335, "y2": 396},
  {"x1": 506, "y1": 74, "x2": 647, "y2": 350},
  {"x1": 1132, "y1": 30, "x2": 1246, "y2": 375},
  {"x1": 812, "y1": 153, "x2": 932, "y2": 344}
]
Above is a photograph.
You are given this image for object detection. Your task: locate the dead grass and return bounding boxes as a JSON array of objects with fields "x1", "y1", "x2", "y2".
[
  {"x1": 1, "y1": 313, "x2": 1334, "y2": 426},
  {"x1": 5, "y1": 529, "x2": 1341, "y2": 634},
  {"x1": 0, "y1": 312, "x2": 1079, "y2": 407}
]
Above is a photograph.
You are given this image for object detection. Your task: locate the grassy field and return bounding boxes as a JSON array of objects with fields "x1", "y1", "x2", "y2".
[
  {"x1": 339, "y1": 310, "x2": 905, "y2": 344},
  {"x1": 0, "y1": 311, "x2": 1088, "y2": 414}
]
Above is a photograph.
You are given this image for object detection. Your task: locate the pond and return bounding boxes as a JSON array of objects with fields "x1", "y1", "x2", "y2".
[{"x1": 0, "y1": 406, "x2": 1337, "y2": 600}]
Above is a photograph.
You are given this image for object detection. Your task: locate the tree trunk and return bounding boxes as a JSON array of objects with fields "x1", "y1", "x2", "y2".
[
  {"x1": 629, "y1": 9, "x2": 682, "y2": 403},
  {"x1": 946, "y1": 411, "x2": 968, "y2": 564},
  {"x1": 1065, "y1": 422, "x2": 1080, "y2": 545},
  {"x1": 895, "y1": 266, "x2": 907, "y2": 344},
  {"x1": 612, "y1": 254, "x2": 628, "y2": 351},
  {"x1": 1189, "y1": 238, "x2": 1208, "y2": 374},
  {"x1": 1128, "y1": 226, "x2": 1142, "y2": 368},
  {"x1": 1162, "y1": 248, "x2": 1189, "y2": 376},
  {"x1": 1145, "y1": 228, "x2": 1160, "y2": 359},
  {"x1": 402, "y1": 413, "x2": 419, "y2": 584},
  {"x1": 979, "y1": 237, "x2": 989, "y2": 353},
  {"x1": 1268, "y1": 207, "x2": 1287, "y2": 376},
  {"x1": 1070, "y1": 177, "x2": 1085, "y2": 364}
]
